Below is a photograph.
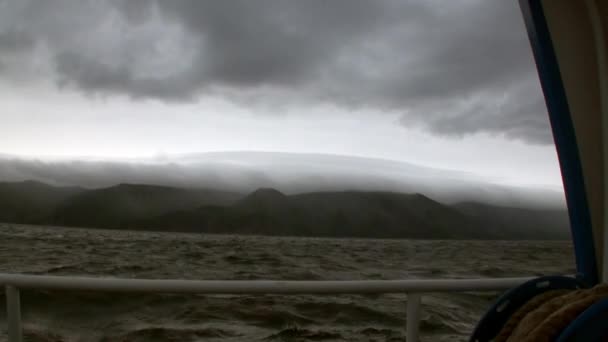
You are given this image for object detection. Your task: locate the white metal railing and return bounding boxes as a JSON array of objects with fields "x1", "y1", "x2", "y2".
[{"x1": 0, "y1": 273, "x2": 533, "y2": 342}]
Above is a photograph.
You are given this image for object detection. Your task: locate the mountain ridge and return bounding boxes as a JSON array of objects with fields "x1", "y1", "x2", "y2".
[
  {"x1": 0, "y1": 180, "x2": 570, "y2": 240},
  {"x1": 0, "y1": 152, "x2": 566, "y2": 209}
]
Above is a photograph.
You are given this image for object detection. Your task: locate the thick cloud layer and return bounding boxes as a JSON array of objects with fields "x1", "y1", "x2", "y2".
[
  {"x1": 0, "y1": 152, "x2": 565, "y2": 208},
  {"x1": 0, "y1": 0, "x2": 551, "y2": 143}
]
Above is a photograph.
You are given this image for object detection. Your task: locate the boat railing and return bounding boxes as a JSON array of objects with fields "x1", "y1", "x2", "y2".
[{"x1": 0, "y1": 273, "x2": 533, "y2": 342}]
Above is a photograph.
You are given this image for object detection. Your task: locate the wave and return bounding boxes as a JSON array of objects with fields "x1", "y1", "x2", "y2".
[{"x1": 0, "y1": 224, "x2": 575, "y2": 341}]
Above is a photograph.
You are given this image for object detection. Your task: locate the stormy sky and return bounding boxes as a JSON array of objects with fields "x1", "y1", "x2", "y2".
[{"x1": 0, "y1": 0, "x2": 563, "y2": 190}]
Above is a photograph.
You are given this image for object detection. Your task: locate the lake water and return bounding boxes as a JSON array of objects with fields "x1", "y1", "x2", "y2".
[{"x1": 0, "y1": 223, "x2": 575, "y2": 341}]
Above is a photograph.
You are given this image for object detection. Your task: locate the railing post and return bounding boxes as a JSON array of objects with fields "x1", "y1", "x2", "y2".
[
  {"x1": 406, "y1": 293, "x2": 421, "y2": 342},
  {"x1": 5, "y1": 285, "x2": 23, "y2": 342}
]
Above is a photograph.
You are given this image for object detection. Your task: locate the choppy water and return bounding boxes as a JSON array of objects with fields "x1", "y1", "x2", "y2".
[{"x1": 0, "y1": 224, "x2": 575, "y2": 341}]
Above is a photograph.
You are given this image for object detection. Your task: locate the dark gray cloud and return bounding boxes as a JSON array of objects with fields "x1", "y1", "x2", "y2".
[
  {"x1": 0, "y1": 0, "x2": 552, "y2": 143},
  {"x1": 0, "y1": 30, "x2": 33, "y2": 51}
]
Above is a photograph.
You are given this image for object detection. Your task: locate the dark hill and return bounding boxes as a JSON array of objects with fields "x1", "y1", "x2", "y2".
[
  {"x1": 141, "y1": 189, "x2": 568, "y2": 239},
  {"x1": 52, "y1": 183, "x2": 241, "y2": 229},
  {"x1": 452, "y1": 202, "x2": 570, "y2": 239},
  {"x1": 284, "y1": 191, "x2": 480, "y2": 238},
  {"x1": 0, "y1": 180, "x2": 83, "y2": 223},
  {"x1": 236, "y1": 188, "x2": 290, "y2": 212},
  {"x1": 0, "y1": 181, "x2": 570, "y2": 239}
]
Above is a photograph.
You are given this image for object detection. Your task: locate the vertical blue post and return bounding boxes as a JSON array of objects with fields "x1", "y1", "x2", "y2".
[{"x1": 519, "y1": 0, "x2": 599, "y2": 285}]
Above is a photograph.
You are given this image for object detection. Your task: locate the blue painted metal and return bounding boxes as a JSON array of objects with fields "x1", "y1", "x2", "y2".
[
  {"x1": 555, "y1": 298, "x2": 608, "y2": 342},
  {"x1": 519, "y1": 0, "x2": 599, "y2": 285},
  {"x1": 469, "y1": 275, "x2": 584, "y2": 341}
]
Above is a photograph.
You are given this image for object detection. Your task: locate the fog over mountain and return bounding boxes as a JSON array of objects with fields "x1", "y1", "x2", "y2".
[
  {"x1": 0, "y1": 151, "x2": 564, "y2": 209},
  {"x1": 0, "y1": 180, "x2": 569, "y2": 240}
]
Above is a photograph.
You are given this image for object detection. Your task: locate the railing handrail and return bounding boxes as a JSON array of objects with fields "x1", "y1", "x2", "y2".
[
  {"x1": 1, "y1": 273, "x2": 534, "y2": 342},
  {"x1": 0, "y1": 273, "x2": 533, "y2": 294}
]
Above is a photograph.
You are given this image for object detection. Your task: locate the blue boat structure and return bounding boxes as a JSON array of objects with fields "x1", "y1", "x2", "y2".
[{"x1": 472, "y1": 0, "x2": 608, "y2": 340}]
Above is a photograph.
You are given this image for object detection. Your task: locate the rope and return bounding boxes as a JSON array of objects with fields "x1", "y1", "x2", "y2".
[
  {"x1": 494, "y1": 289, "x2": 571, "y2": 342},
  {"x1": 503, "y1": 284, "x2": 608, "y2": 342}
]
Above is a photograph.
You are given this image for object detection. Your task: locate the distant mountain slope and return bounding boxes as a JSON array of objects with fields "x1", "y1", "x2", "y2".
[
  {"x1": 452, "y1": 202, "x2": 571, "y2": 240},
  {"x1": 52, "y1": 183, "x2": 241, "y2": 229},
  {"x1": 0, "y1": 152, "x2": 566, "y2": 209},
  {"x1": 141, "y1": 189, "x2": 568, "y2": 239},
  {"x1": 286, "y1": 191, "x2": 480, "y2": 238},
  {"x1": 0, "y1": 180, "x2": 83, "y2": 223},
  {"x1": 0, "y1": 181, "x2": 570, "y2": 239}
]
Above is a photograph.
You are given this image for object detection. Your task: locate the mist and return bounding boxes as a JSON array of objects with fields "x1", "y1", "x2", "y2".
[{"x1": 0, "y1": 151, "x2": 565, "y2": 209}]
